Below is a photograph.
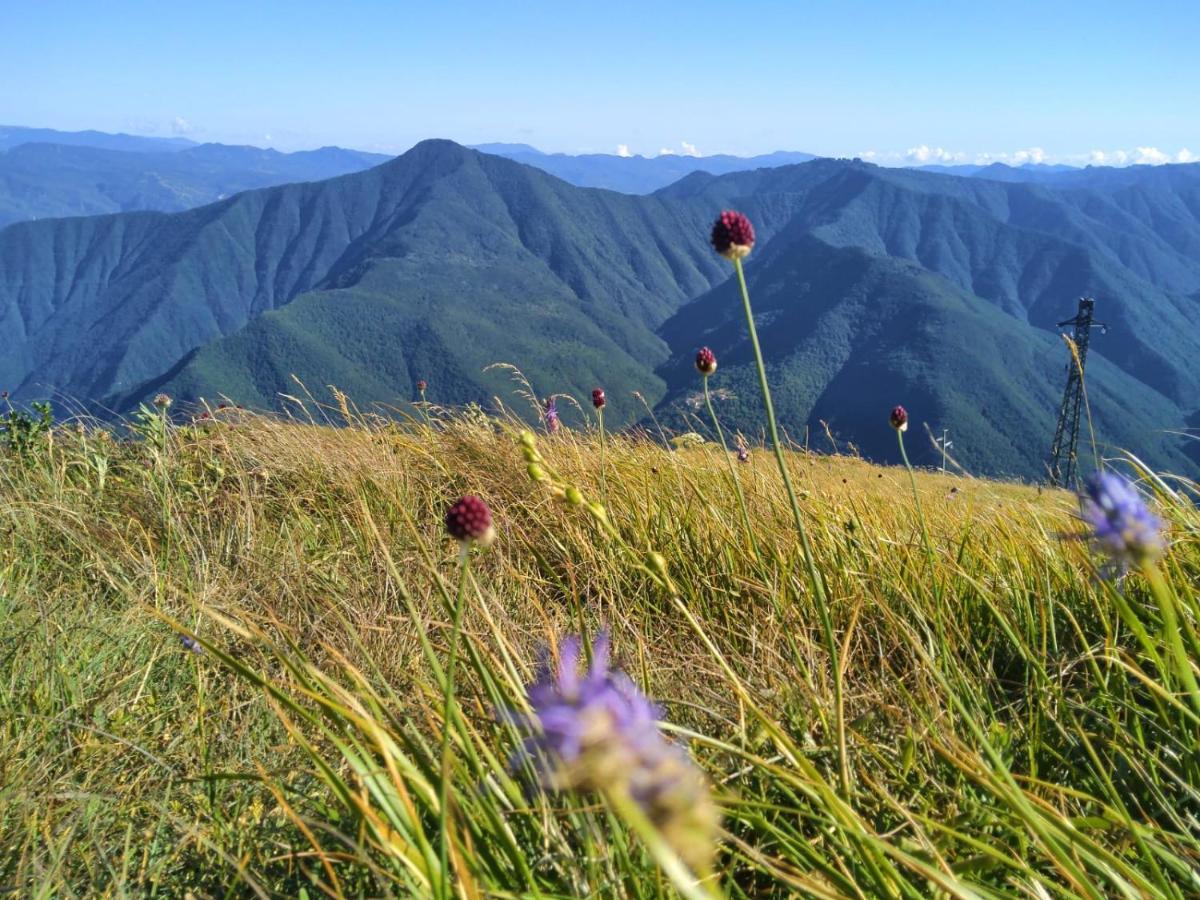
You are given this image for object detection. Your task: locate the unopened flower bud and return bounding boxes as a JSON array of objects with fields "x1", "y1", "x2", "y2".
[{"x1": 694, "y1": 347, "x2": 717, "y2": 376}]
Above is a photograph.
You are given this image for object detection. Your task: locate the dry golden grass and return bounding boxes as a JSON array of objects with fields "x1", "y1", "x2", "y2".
[{"x1": 1, "y1": 409, "x2": 1195, "y2": 896}]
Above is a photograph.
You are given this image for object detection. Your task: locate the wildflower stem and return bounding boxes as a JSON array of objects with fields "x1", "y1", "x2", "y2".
[
  {"x1": 732, "y1": 256, "x2": 850, "y2": 798},
  {"x1": 604, "y1": 786, "x2": 718, "y2": 900},
  {"x1": 702, "y1": 375, "x2": 759, "y2": 560},
  {"x1": 896, "y1": 430, "x2": 939, "y2": 587},
  {"x1": 596, "y1": 406, "x2": 607, "y2": 506},
  {"x1": 439, "y1": 545, "x2": 471, "y2": 899}
]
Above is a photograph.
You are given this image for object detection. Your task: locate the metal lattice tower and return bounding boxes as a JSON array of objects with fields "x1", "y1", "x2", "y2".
[{"x1": 1048, "y1": 297, "x2": 1107, "y2": 487}]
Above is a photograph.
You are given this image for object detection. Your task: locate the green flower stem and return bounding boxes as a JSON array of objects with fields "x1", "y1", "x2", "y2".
[
  {"x1": 439, "y1": 545, "x2": 472, "y2": 899},
  {"x1": 702, "y1": 375, "x2": 760, "y2": 561},
  {"x1": 596, "y1": 405, "x2": 607, "y2": 506},
  {"x1": 732, "y1": 255, "x2": 850, "y2": 798},
  {"x1": 896, "y1": 429, "x2": 940, "y2": 594},
  {"x1": 1144, "y1": 563, "x2": 1200, "y2": 720}
]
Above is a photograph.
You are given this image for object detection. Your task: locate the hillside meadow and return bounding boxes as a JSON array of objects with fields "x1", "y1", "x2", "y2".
[{"x1": 1, "y1": 397, "x2": 1197, "y2": 897}]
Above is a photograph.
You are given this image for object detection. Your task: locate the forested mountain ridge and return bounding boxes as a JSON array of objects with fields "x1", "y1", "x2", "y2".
[{"x1": 1, "y1": 140, "x2": 1196, "y2": 478}]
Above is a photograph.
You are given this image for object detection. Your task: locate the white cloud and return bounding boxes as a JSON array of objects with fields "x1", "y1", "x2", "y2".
[
  {"x1": 1011, "y1": 147, "x2": 1047, "y2": 165},
  {"x1": 1178, "y1": 148, "x2": 1197, "y2": 163},
  {"x1": 657, "y1": 141, "x2": 700, "y2": 158},
  {"x1": 904, "y1": 145, "x2": 967, "y2": 164},
  {"x1": 615, "y1": 144, "x2": 631, "y2": 158},
  {"x1": 1132, "y1": 146, "x2": 1170, "y2": 165},
  {"x1": 170, "y1": 116, "x2": 195, "y2": 136}
]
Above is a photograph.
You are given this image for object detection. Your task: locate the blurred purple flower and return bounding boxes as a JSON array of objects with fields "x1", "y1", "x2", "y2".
[
  {"x1": 1081, "y1": 471, "x2": 1165, "y2": 574},
  {"x1": 179, "y1": 633, "x2": 202, "y2": 654},
  {"x1": 737, "y1": 446, "x2": 750, "y2": 463},
  {"x1": 507, "y1": 632, "x2": 718, "y2": 872}
]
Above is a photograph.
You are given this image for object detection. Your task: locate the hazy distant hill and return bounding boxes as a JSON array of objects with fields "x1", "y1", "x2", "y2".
[
  {"x1": 0, "y1": 124, "x2": 196, "y2": 153},
  {"x1": 1, "y1": 141, "x2": 1197, "y2": 478},
  {"x1": 0, "y1": 141, "x2": 390, "y2": 226},
  {"x1": 473, "y1": 145, "x2": 817, "y2": 193}
]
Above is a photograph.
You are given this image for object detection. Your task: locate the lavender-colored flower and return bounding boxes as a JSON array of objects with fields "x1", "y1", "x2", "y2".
[
  {"x1": 695, "y1": 346, "x2": 717, "y2": 377},
  {"x1": 889, "y1": 405, "x2": 908, "y2": 432},
  {"x1": 153, "y1": 393, "x2": 172, "y2": 410},
  {"x1": 710, "y1": 210, "x2": 755, "y2": 260},
  {"x1": 179, "y1": 633, "x2": 202, "y2": 654},
  {"x1": 737, "y1": 446, "x2": 750, "y2": 463},
  {"x1": 1081, "y1": 471, "x2": 1165, "y2": 574},
  {"x1": 544, "y1": 397, "x2": 561, "y2": 434},
  {"x1": 509, "y1": 633, "x2": 719, "y2": 873},
  {"x1": 592, "y1": 388, "x2": 606, "y2": 410},
  {"x1": 416, "y1": 379, "x2": 428, "y2": 394},
  {"x1": 445, "y1": 495, "x2": 496, "y2": 546}
]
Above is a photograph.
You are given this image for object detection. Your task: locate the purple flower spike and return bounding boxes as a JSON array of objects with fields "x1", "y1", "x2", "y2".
[
  {"x1": 1081, "y1": 471, "x2": 1165, "y2": 575},
  {"x1": 544, "y1": 397, "x2": 561, "y2": 434},
  {"x1": 509, "y1": 632, "x2": 719, "y2": 873},
  {"x1": 592, "y1": 388, "x2": 606, "y2": 410}
]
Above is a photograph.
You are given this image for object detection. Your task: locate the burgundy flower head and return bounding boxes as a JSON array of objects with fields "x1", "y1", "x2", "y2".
[
  {"x1": 592, "y1": 388, "x2": 606, "y2": 410},
  {"x1": 710, "y1": 210, "x2": 755, "y2": 260},
  {"x1": 416, "y1": 379, "x2": 428, "y2": 393},
  {"x1": 445, "y1": 495, "x2": 496, "y2": 546},
  {"x1": 694, "y1": 346, "x2": 717, "y2": 376},
  {"x1": 890, "y1": 406, "x2": 909, "y2": 432}
]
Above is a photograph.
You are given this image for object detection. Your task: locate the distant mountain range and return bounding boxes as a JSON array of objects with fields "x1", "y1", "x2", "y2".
[
  {"x1": 0, "y1": 131, "x2": 389, "y2": 227},
  {"x1": 469, "y1": 144, "x2": 818, "y2": 193},
  {"x1": 0, "y1": 125, "x2": 197, "y2": 153},
  {"x1": 1, "y1": 137, "x2": 1197, "y2": 478}
]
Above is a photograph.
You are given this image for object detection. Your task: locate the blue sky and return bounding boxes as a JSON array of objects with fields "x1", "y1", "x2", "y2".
[{"x1": 2, "y1": 0, "x2": 1197, "y2": 164}]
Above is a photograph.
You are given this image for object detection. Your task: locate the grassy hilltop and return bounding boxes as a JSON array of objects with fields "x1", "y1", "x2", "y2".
[{"x1": 1, "y1": 400, "x2": 1197, "y2": 896}]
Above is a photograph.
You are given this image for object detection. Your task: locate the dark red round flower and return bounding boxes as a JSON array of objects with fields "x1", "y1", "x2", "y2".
[
  {"x1": 710, "y1": 210, "x2": 755, "y2": 260},
  {"x1": 445, "y1": 495, "x2": 496, "y2": 545},
  {"x1": 694, "y1": 346, "x2": 717, "y2": 376},
  {"x1": 416, "y1": 379, "x2": 428, "y2": 393},
  {"x1": 591, "y1": 388, "x2": 606, "y2": 409},
  {"x1": 890, "y1": 405, "x2": 909, "y2": 432}
]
